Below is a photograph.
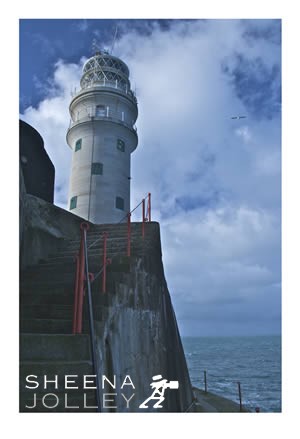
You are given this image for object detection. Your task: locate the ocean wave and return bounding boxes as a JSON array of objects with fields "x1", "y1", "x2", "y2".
[{"x1": 182, "y1": 335, "x2": 281, "y2": 412}]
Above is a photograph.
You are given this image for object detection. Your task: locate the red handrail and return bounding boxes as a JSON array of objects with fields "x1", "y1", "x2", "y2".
[{"x1": 73, "y1": 194, "x2": 152, "y2": 305}]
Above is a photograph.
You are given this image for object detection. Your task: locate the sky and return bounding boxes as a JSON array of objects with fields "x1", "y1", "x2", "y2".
[{"x1": 19, "y1": 18, "x2": 281, "y2": 337}]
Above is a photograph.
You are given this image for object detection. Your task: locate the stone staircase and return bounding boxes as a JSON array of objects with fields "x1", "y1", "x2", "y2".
[{"x1": 19, "y1": 222, "x2": 157, "y2": 412}]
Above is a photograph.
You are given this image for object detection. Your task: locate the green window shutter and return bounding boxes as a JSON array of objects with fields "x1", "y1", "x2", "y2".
[
  {"x1": 70, "y1": 196, "x2": 77, "y2": 210},
  {"x1": 115, "y1": 196, "x2": 124, "y2": 210},
  {"x1": 91, "y1": 162, "x2": 103, "y2": 175},
  {"x1": 117, "y1": 139, "x2": 125, "y2": 152},
  {"x1": 75, "y1": 139, "x2": 82, "y2": 152}
]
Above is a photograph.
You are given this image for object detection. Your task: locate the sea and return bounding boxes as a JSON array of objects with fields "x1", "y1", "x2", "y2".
[{"x1": 181, "y1": 335, "x2": 281, "y2": 413}]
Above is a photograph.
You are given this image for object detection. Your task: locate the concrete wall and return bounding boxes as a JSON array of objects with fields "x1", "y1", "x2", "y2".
[
  {"x1": 19, "y1": 120, "x2": 55, "y2": 203},
  {"x1": 96, "y1": 253, "x2": 194, "y2": 412},
  {"x1": 20, "y1": 193, "x2": 85, "y2": 269},
  {"x1": 20, "y1": 195, "x2": 194, "y2": 412}
]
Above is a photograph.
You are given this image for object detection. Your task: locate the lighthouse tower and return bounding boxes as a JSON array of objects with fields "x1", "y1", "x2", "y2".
[{"x1": 66, "y1": 51, "x2": 138, "y2": 223}]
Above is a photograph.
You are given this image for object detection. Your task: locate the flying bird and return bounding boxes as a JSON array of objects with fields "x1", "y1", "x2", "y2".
[{"x1": 231, "y1": 116, "x2": 247, "y2": 120}]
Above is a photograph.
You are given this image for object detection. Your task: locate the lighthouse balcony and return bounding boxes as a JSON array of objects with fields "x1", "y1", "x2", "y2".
[
  {"x1": 68, "y1": 108, "x2": 138, "y2": 135},
  {"x1": 72, "y1": 81, "x2": 137, "y2": 104}
]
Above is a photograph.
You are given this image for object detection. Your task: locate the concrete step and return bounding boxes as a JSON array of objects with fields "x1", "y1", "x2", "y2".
[
  {"x1": 20, "y1": 286, "x2": 73, "y2": 297},
  {"x1": 20, "y1": 269, "x2": 137, "y2": 297},
  {"x1": 21, "y1": 271, "x2": 76, "y2": 285},
  {"x1": 20, "y1": 277, "x2": 76, "y2": 289},
  {"x1": 22, "y1": 255, "x2": 114, "y2": 272},
  {"x1": 88, "y1": 222, "x2": 149, "y2": 233},
  {"x1": 20, "y1": 319, "x2": 74, "y2": 334},
  {"x1": 20, "y1": 291, "x2": 112, "y2": 315},
  {"x1": 20, "y1": 270, "x2": 107, "y2": 287},
  {"x1": 55, "y1": 246, "x2": 147, "y2": 260},
  {"x1": 65, "y1": 234, "x2": 151, "y2": 250},
  {"x1": 35, "y1": 254, "x2": 132, "y2": 271},
  {"x1": 20, "y1": 308, "x2": 106, "y2": 333},
  {"x1": 34, "y1": 250, "x2": 145, "y2": 271},
  {"x1": 20, "y1": 334, "x2": 91, "y2": 361},
  {"x1": 36, "y1": 253, "x2": 114, "y2": 266},
  {"x1": 23, "y1": 260, "x2": 76, "y2": 272},
  {"x1": 21, "y1": 261, "x2": 102, "y2": 279},
  {"x1": 45, "y1": 236, "x2": 150, "y2": 254},
  {"x1": 20, "y1": 304, "x2": 106, "y2": 321},
  {"x1": 20, "y1": 285, "x2": 74, "y2": 306},
  {"x1": 21, "y1": 264, "x2": 76, "y2": 277},
  {"x1": 52, "y1": 249, "x2": 146, "y2": 264},
  {"x1": 20, "y1": 278, "x2": 112, "y2": 306},
  {"x1": 21, "y1": 304, "x2": 73, "y2": 319},
  {"x1": 54, "y1": 229, "x2": 151, "y2": 245},
  {"x1": 20, "y1": 281, "x2": 104, "y2": 299}
]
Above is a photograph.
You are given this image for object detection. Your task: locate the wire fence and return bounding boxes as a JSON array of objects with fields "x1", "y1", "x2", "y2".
[{"x1": 200, "y1": 370, "x2": 260, "y2": 412}]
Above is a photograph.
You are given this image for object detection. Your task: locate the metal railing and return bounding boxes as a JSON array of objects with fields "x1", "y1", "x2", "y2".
[
  {"x1": 72, "y1": 80, "x2": 137, "y2": 102},
  {"x1": 72, "y1": 194, "x2": 152, "y2": 411},
  {"x1": 73, "y1": 222, "x2": 101, "y2": 412},
  {"x1": 68, "y1": 113, "x2": 137, "y2": 134},
  {"x1": 200, "y1": 370, "x2": 253, "y2": 412},
  {"x1": 185, "y1": 400, "x2": 196, "y2": 412},
  {"x1": 82, "y1": 223, "x2": 102, "y2": 412},
  {"x1": 89, "y1": 193, "x2": 151, "y2": 292}
]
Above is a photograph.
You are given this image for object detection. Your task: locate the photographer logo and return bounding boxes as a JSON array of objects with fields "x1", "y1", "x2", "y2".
[{"x1": 139, "y1": 375, "x2": 179, "y2": 409}]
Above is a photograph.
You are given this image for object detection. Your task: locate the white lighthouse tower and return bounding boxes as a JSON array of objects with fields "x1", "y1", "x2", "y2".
[{"x1": 66, "y1": 50, "x2": 138, "y2": 223}]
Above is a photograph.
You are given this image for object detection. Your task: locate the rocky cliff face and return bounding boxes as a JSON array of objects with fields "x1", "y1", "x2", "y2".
[{"x1": 20, "y1": 191, "x2": 194, "y2": 412}]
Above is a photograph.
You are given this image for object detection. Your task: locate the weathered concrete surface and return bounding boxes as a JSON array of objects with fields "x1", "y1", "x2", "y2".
[
  {"x1": 20, "y1": 191, "x2": 85, "y2": 269},
  {"x1": 96, "y1": 253, "x2": 194, "y2": 412},
  {"x1": 20, "y1": 194, "x2": 195, "y2": 412},
  {"x1": 193, "y1": 387, "x2": 249, "y2": 412}
]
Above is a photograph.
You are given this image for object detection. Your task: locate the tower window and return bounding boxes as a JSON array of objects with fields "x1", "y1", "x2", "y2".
[
  {"x1": 70, "y1": 196, "x2": 77, "y2": 210},
  {"x1": 75, "y1": 139, "x2": 82, "y2": 152},
  {"x1": 117, "y1": 139, "x2": 125, "y2": 152},
  {"x1": 91, "y1": 162, "x2": 103, "y2": 175},
  {"x1": 115, "y1": 196, "x2": 124, "y2": 210}
]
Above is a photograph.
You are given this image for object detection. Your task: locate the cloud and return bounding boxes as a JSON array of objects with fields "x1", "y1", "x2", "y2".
[
  {"x1": 20, "y1": 19, "x2": 281, "y2": 336},
  {"x1": 76, "y1": 19, "x2": 89, "y2": 33},
  {"x1": 235, "y1": 125, "x2": 252, "y2": 143},
  {"x1": 21, "y1": 59, "x2": 85, "y2": 205}
]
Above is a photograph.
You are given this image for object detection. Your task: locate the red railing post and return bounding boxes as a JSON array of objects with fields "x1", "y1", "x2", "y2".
[
  {"x1": 142, "y1": 198, "x2": 145, "y2": 239},
  {"x1": 102, "y1": 232, "x2": 108, "y2": 293},
  {"x1": 127, "y1": 212, "x2": 131, "y2": 257},
  {"x1": 237, "y1": 381, "x2": 243, "y2": 412},
  {"x1": 148, "y1": 192, "x2": 151, "y2": 222}
]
